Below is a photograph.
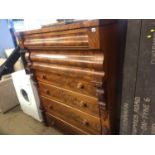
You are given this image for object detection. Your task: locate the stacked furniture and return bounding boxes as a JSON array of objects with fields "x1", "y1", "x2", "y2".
[{"x1": 16, "y1": 20, "x2": 125, "y2": 134}]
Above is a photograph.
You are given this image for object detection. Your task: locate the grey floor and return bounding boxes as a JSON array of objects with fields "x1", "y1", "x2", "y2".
[{"x1": 0, "y1": 106, "x2": 63, "y2": 135}]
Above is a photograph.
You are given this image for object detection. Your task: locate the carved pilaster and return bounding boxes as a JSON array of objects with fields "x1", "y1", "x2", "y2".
[{"x1": 96, "y1": 81, "x2": 110, "y2": 134}]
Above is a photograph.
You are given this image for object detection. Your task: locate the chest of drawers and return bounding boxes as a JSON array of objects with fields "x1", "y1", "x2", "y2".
[{"x1": 16, "y1": 20, "x2": 126, "y2": 134}]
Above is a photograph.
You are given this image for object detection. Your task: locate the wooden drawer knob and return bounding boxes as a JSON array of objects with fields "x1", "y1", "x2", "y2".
[
  {"x1": 45, "y1": 89, "x2": 50, "y2": 94},
  {"x1": 82, "y1": 119, "x2": 89, "y2": 126},
  {"x1": 80, "y1": 101, "x2": 87, "y2": 107},
  {"x1": 77, "y1": 82, "x2": 84, "y2": 89},
  {"x1": 41, "y1": 75, "x2": 46, "y2": 79}
]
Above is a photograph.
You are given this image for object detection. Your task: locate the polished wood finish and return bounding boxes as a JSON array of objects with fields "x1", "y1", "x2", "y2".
[
  {"x1": 23, "y1": 28, "x2": 100, "y2": 49},
  {"x1": 35, "y1": 70, "x2": 99, "y2": 97},
  {"x1": 38, "y1": 82, "x2": 100, "y2": 117},
  {"x1": 31, "y1": 62, "x2": 105, "y2": 83},
  {"x1": 29, "y1": 51, "x2": 104, "y2": 70},
  {"x1": 17, "y1": 20, "x2": 117, "y2": 35},
  {"x1": 16, "y1": 20, "x2": 125, "y2": 134},
  {"x1": 46, "y1": 113, "x2": 90, "y2": 135},
  {"x1": 41, "y1": 96, "x2": 101, "y2": 134}
]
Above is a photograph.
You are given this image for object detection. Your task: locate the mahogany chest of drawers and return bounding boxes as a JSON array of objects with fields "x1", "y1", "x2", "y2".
[{"x1": 16, "y1": 20, "x2": 125, "y2": 134}]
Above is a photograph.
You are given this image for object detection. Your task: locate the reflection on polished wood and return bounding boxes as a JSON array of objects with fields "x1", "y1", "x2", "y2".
[{"x1": 16, "y1": 19, "x2": 125, "y2": 135}]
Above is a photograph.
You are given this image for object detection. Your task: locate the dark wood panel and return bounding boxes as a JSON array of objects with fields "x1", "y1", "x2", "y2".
[
  {"x1": 46, "y1": 112, "x2": 91, "y2": 135},
  {"x1": 99, "y1": 21, "x2": 126, "y2": 134},
  {"x1": 23, "y1": 29, "x2": 89, "y2": 48},
  {"x1": 35, "y1": 70, "x2": 98, "y2": 97},
  {"x1": 42, "y1": 96, "x2": 101, "y2": 134},
  {"x1": 31, "y1": 62, "x2": 105, "y2": 84},
  {"x1": 19, "y1": 27, "x2": 101, "y2": 50},
  {"x1": 38, "y1": 82, "x2": 100, "y2": 117},
  {"x1": 30, "y1": 51, "x2": 104, "y2": 70}
]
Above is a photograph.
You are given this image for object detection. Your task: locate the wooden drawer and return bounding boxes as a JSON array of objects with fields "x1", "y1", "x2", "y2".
[
  {"x1": 35, "y1": 70, "x2": 98, "y2": 97},
  {"x1": 46, "y1": 112, "x2": 90, "y2": 135},
  {"x1": 31, "y1": 62, "x2": 105, "y2": 83},
  {"x1": 30, "y1": 51, "x2": 104, "y2": 71},
  {"x1": 22, "y1": 28, "x2": 100, "y2": 50},
  {"x1": 38, "y1": 82, "x2": 100, "y2": 117},
  {"x1": 42, "y1": 96, "x2": 101, "y2": 134}
]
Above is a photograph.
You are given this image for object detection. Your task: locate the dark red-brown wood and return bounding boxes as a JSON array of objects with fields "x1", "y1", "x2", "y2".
[{"x1": 16, "y1": 19, "x2": 125, "y2": 135}]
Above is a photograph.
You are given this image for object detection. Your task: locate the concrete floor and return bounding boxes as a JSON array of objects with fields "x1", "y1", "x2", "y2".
[{"x1": 0, "y1": 106, "x2": 63, "y2": 135}]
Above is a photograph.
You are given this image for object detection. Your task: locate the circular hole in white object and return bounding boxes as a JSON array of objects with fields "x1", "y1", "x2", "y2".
[{"x1": 20, "y1": 89, "x2": 29, "y2": 102}]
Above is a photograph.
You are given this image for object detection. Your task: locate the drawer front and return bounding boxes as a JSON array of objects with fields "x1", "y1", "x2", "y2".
[
  {"x1": 38, "y1": 82, "x2": 100, "y2": 117},
  {"x1": 30, "y1": 51, "x2": 104, "y2": 71},
  {"x1": 46, "y1": 112, "x2": 90, "y2": 135},
  {"x1": 31, "y1": 62, "x2": 104, "y2": 83},
  {"x1": 35, "y1": 70, "x2": 97, "y2": 97},
  {"x1": 42, "y1": 96, "x2": 101, "y2": 134},
  {"x1": 22, "y1": 28, "x2": 100, "y2": 50}
]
